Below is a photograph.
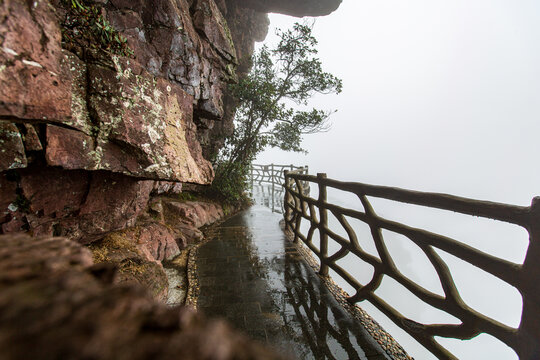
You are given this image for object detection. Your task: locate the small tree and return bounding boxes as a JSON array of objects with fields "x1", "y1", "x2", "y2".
[{"x1": 213, "y1": 22, "x2": 342, "y2": 202}]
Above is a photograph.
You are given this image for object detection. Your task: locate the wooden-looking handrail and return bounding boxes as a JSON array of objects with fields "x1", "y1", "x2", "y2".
[{"x1": 283, "y1": 171, "x2": 539, "y2": 360}]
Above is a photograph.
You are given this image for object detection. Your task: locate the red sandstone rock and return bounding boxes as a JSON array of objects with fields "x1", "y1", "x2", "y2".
[
  {"x1": 163, "y1": 200, "x2": 225, "y2": 228},
  {"x1": 0, "y1": 122, "x2": 26, "y2": 171},
  {"x1": 88, "y1": 226, "x2": 171, "y2": 300},
  {"x1": 106, "y1": 0, "x2": 235, "y2": 120},
  {"x1": 138, "y1": 222, "x2": 181, "y2": 262},
  {"x1": 77, "y1": 172, "x2": 154, "y2": 243},
  {"x1": 0, "y1": 0, "x2": 71, "y2": 121},
  {"x1": 3, "y1": 167, "x2": 153, "y2": 242},
  {"x1": 0, "y1": 174, "x2": 16, "y2": 223},
  {"x1": 20, "y1": 166, "x2": 89, "y2": 218},
  {"x1": 176, "y1": 222, "x2": 205, "y2": 245},
  {"x1": 193, "y1": 0, "x2": 237, "y2": 63},
  {"x1": 153, "y1": 181, "x2": 183, "y2": 195},
  {"x1": 22, "y1": 124, "x2": 43, "y2": 151},
  {"x1": 43, "y1": 58, "x2": 215, "y2": 183},
  {"x1": 1, "y1": 215, "x2": 26, "y2": 234},
  {"x1": 45, "y1": 125, "x2": 95, "y2": 169}
]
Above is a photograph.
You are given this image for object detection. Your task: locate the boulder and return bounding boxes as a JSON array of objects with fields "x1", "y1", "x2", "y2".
[
  {"x1": 137, "y1": 223, "x2": 182, "y2": 262},
  {"x1": 2, "y1": 166, "x2": 153, "y2": 243},
  {"x1": 163, "y1": 200, "x2": 225, "y2": 228},
  {"x1": 0, "y1": 234, "x2": 285, "y2": 360},
  {"x1": 89, "y1": 227, "x2": 172, "y2": 300}
]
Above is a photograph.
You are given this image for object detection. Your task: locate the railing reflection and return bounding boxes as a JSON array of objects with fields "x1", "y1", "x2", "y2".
[
  {"x1": 251, "y1": 184, "x2": 285, "y2": 213},
  {"x1": 283, "y1": 248, "x2": 391, "y2": 360}
]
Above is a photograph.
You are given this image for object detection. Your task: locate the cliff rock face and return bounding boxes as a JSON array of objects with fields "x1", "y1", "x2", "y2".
[
  {"x1": 0, "y1": 0, "x2": 340, "y2": 278},
  {"x1": 0, "y1": 0, "x2": 342, "y2": 355},
  {"x1": 0, "y1": 0, "x2": 341, "y2": 241},
  {"x1": 0, "y1": 0, "x2": 245, "y2": 240}
]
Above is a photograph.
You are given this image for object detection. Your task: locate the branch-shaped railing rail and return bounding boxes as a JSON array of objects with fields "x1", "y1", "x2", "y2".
[
  {"x1": 251, "y1": 164, "x2": 309, "y2": 188},
  {"x1": 250, "y1": 164, "x2": 310, "y2": 213},
  {"x1": 283, "y1": 171, "x2": 539, "y2": 360}
]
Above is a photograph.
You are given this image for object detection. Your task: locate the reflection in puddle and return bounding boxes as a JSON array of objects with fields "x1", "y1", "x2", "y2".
[
  {"x1": 251, "y1": 184, "x2": 285, "y2": 214},
  {"x1": 196, "y1": 206, "x2": 393, "y2": 359}
]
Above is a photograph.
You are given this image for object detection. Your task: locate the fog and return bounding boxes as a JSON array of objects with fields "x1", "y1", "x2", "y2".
[{"x1": 254, "y1": 1, "x2": 540, "y2": 359}]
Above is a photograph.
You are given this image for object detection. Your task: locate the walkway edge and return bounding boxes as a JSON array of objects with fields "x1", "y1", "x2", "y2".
[
  {"x1": 279, "y1": 219, "x2": 413, "y2": 360},
  {"x1": 185, "y1": 207, "x2": 246, "y2": 308}
]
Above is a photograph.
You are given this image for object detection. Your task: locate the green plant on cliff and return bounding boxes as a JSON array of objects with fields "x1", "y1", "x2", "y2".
[
  {"x1": 59, "y1": 0, "x2": 133, "y2": 57},
  {"x1": 212, "y1": 22, "x2": 342, "y2": 202}
]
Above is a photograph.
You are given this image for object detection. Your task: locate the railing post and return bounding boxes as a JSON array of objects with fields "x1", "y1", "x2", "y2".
[
  {"x1": 271, "y1": 163, "x2": 275, "y2": 213},
  {"x1": 283, "y1": 170, "x2": 293, "y2": 238},
  {"x1": 317, "y1": 173, "x2": 329, "y2": 276},
  {"x1": 304, "y1": 165, "x2": 310, "y2": 195},
  {"x1": 518, "y1": 196, "x2": 540, "y2": 359},
  {"x1": 250, "y1": 165, "x2": 254, "y2": 192},
  {"x1": 283, "y1": 169, "x2": 289, "y2": 202}
]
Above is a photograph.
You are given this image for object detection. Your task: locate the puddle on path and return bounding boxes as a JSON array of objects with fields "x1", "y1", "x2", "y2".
[{"x1": 195, "y1": 205, "x2": 391, "y2": 360}]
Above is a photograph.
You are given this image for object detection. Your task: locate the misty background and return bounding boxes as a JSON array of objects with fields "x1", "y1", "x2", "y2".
[{"x1": 254, "y1": 1, "x2": 540, "y2": 359}]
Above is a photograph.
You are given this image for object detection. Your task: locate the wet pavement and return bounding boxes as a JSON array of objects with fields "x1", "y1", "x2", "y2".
[{"x1": 195, "y1": 205, "x2": 391, "y2": 360}]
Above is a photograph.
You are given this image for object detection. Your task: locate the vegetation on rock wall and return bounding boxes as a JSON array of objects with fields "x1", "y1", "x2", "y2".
[
  {"x1": 212, "y1": 22, "x2": 342, "y2": 202},
  {"x1": 59, "y1": 0, "x2": 133, "y2": 57}
]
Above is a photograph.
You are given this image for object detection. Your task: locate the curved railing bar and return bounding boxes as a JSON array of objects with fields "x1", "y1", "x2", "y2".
[
  {"x1": 283, "y1": 171, "x2": 539, "y2": 359},
  {"x1": 289, "y1": 174, "x2": 531, "y2": 226}
]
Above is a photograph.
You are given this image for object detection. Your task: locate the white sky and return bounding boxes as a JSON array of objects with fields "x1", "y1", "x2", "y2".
[
  {"x1": 256, "y1": 0, "x2": 540, "y2": 206},
  {"x1": 254, "y1": 1, "x2": 540, "y2": 359}
]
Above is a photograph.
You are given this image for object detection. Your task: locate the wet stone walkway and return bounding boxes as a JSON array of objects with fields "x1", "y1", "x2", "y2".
[{"x1": 195, "y1": 205, "x2": 391, "y2": 360}]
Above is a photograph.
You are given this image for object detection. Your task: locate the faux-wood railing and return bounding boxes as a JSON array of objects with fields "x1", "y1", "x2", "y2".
[
  {"x1": 251, "y1": 163, "x2": 309, "y2": 188},
  {"x1": 283, "y1": 172, "x2": 539, "y2": 360},
  {"x1": 250, "y1": 164, "x2": 309, "y2": 213}
]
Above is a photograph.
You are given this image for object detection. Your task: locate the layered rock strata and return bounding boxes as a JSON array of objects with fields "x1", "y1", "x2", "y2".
[
  {"x1": 0, "y1": 0, "x2": 342, "y2": 355},
  {"x1": 0, "y1": 0, "x2": 341, "y2": 242},
  {"x1": 0, "y1": 0, "x2": 341, "y2": 304}
]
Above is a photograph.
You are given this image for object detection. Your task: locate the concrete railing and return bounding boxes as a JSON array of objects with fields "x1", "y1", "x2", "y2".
[
  {"x1": 283, "y1": 171, "x2": 539, "y2": 360},
  {"x1": 250, "y1": 163, "x2": 309, "y2": 188}
]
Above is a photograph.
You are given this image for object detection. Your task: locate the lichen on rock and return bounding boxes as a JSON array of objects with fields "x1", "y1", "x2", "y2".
[{"x1": 0, "y1": 0, "x2": 344, "y2": 353}]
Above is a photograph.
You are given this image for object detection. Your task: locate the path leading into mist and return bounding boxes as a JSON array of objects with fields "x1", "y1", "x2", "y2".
[{"x1": 194, "y1": 205, "x2": 392, "y2": 360}]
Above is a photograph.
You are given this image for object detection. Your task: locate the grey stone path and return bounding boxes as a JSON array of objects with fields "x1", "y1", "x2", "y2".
[{"x1": 195, "y1": 205, "x2": 391, "y2": 360}]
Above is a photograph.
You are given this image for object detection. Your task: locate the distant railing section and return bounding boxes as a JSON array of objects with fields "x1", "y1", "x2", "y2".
[
  {"x1": 249, "y1": 164, "x2": 310, "y2": 213},
  {"x1": 250, "y1": 164, "x2": 309, "y2": 188},
  {"x1": 283, "y1": 172, "x2": 539, "y2": 360}
]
